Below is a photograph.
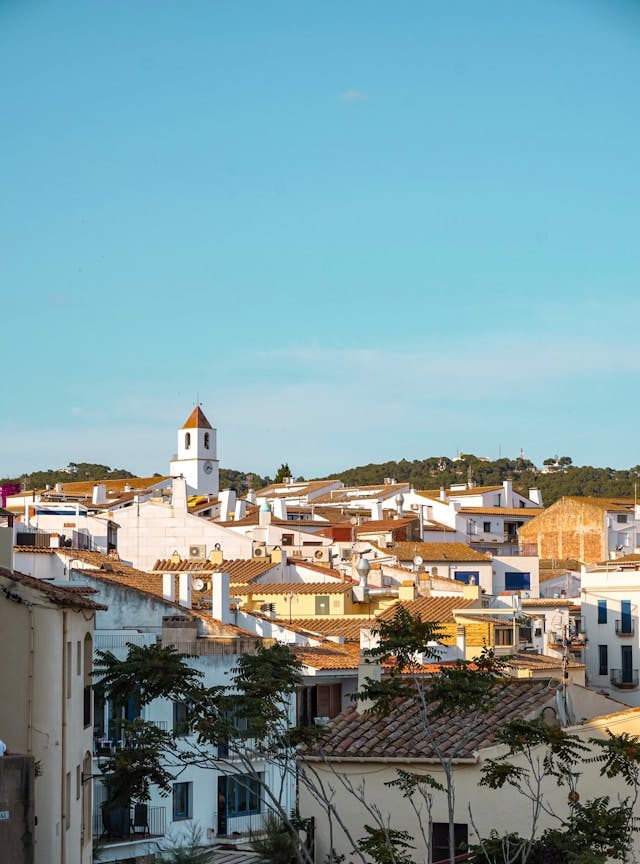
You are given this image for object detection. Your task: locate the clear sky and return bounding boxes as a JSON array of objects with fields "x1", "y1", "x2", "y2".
[{"x1": 2, "y1": 1, "x2": 639, "y2": 480}]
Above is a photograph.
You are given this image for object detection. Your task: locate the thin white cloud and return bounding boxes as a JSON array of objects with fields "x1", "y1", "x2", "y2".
[{"x1": 339, "y1": 89, "x2": 367, "y2": 102}]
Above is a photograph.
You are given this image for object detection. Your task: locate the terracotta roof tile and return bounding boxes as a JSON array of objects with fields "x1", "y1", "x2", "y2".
[
  {"x1": 152, "y1": 558, "x2": 279, "y2": 584},
  {"x1": 383, "y1": 542, "x2": 490, "y2": 562},
  {"x1": 377, "y1": 595, "x2": 478, "y2": 623},
  {"x1": 0, "y1": 566, "x2": 107, "y2": 610},
  {"x1": 182, "y1": 406, "x2": 213, "y2": 429},
  {"x1": 231, "y1": 582, "x2": 353, "y2": 595},
  {"x1": 307, "y1": 678, "x2": 558, "y2": 760},
  {"x1": 290, "y1": 644, "x2": 359, "y2": 670}
]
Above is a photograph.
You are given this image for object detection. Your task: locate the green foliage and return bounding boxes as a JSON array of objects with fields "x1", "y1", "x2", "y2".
[
  {"x1": 99, "y1": 720, "x2": 176, "y2": 806},
  {"x1": 274, "y1": 463, "x2": 293, "y2": 484},
  {"x1": 219, "y1": 468, "x2": 270, "y2": 496},
  {"x1": 0, "y1": 462, "x2": 135, "y2": 489},
  {"x1": 385, "y1": 769, "x2": 445, "y2": 797},
  {"x1": 588, "y1": 730, "x2": 640, "y2": 786},
  {"x1": 93, "y1": 643, "x2": 204, "y2": 708},
  {"x1": 357, "y1": 824, "x2": 416, "y2": 864},
  {"x1": 428, "y1": 648, "x2": 508, "y2": 717},
  {"x1": 250, "y1": 814, "x2": 299, "y2": 864}
]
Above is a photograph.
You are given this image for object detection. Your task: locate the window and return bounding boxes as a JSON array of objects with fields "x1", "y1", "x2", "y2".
[
  {"x1": 66, "y1": 641, "x2": 72, "y2": 699},
  {"x1": 173, "y1": 701, "x2": 190, "y2": 736},
  {"x1": 454, "y1": 571, "x2": 479, "y2": 585},
  {"x1": 621, "y1": 645, "x2": 634, "y2": 683},
  {"x1": 83, "y1": 634, "x2": 92, "y2": 728},
  {"x1": 505, "y1": 572, "x2": 531, "y2": 591},
  {"x1": 493, "y1": 495, "x2": 501, "y2": 507},
  {"x1": 618, "y1": 514, "x2": 628, "y2": 523},
  {"x1": 225, "y1": 774, "x2": 262, "y2": 817},
  {"x1": 172, "y1": 782, "x2": 193, "y2": 821},
  {"x1": 315, "y1": 596, "x2": 330, "y2": 615},
  {"x1": 185, "y1": 432, "x2": 191, "y2": 450},
  {"x1": 431, "y1": 822, "x2": 468, "y2": 864},
  {"x1": 483, "y1": 521, "x2": 491, "y2": 533},
  {"x1": 282, "y1": 533, "x2": 294, "y2": 547},
  {"x1": 494, "y1": 629, "x2": 514, "y2": 646},
  {"x1": 598, "y1": 645, "x2": 608, "y2": 676},
  {"x1": 76, "y1": 764, "x2": 81, "y2": 801},
  {"x1": 598, "y1": 599, "x2": 608, "y2": 624},
  {"x1": 621, "y1": 600, "x2": 632, "y2": 634},
  {"x1": 204, "y1": 432, "x2": 210, "y2": 449}
]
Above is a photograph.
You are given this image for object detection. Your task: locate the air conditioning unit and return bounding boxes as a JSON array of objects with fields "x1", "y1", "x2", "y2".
[
  {"x1": 260, "y1": 602, "x2": 276, "y2": 614},
  {"x1": 192, "y1": 577, "x2": 209, "y2": 592},
  {"x1": 189, "y1": 544, "x2": 206, "y2": 560},
  {"x1": 313, "y1": 548, "x2": 330, "y2": 562},
  {"x1": 253, "y1": 545, "x2": 267, "y2": 558}
]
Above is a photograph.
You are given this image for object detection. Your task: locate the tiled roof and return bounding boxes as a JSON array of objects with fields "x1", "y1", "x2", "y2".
[
  {"x1": 521, "y1": 598, "x2": 574, "y2": 608},
  {"x1": 384, "y1": 542, "x2": 491, "y2": 562},
  {"x1": 152, "y1": 558, "x2": 279, "y2": 584},
  {"x1": 290, "y1": 644, "x2": 359, "y2": 671},
  {"x1": 509, "y1": 652, "x2": 583, "y2": 672},
  {"x1": 306, "y1": 678, "x2": 558, "y2": 759},
  {"x1": 562, "y1": 496, "x2": 635, "y2": 512},
  {"x1": 41, "y1": 476, "x2": 170, "y2": 499},
  {"x1": 446, "y1": 485, "x2": 503, "y2": 496},
  {"x1": 182, "y1": 406, "x2": 213, "y2": 429},
  {"x1": 378, "y1": 596, "x2": 478, "y2": 623},
  {"x1": 0, "y1": 566, "x2": 107, "y2": 611},
  {"x1": 274, "y1": 617, "x2": 373, "y2": 642},
  {"x1": 355, "y1": 517, "x2": 419, "y2": 533},
  {"x1": 459, "y1": 507, "x2": 543, "y2": 517},
  {"x1": 597, "y1": 553, "x2": 640, "y2": 566},
  {"x1": 231, "y1": 582, "x2": 353, "y2": 596},
  {"x1": 255, "y1": 480, "x2": 340, "y2": 499},
  {"x1": 312, "y1": 484, "x2": 410, "y2": 504},
  {"x1": 287, "y1": 560, "x2": 352, "y2": 581}
]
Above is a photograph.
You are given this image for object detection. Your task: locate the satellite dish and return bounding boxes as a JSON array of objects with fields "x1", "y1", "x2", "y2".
[
  {"x1": 192, "y1": 578, "x2": 206, "y2": 592},
  {"x1": 413, "y1": 555, "x2": 423, "y2": 567}
]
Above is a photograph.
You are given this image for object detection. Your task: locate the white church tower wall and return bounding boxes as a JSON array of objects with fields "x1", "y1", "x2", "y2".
[{"x1": 169, "y1": 406, "x2": 219, "y2": 496}]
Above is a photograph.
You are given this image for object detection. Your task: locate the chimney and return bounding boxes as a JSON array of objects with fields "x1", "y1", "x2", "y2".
[
  {"x1": 247, "y1": 489, "x2": 257, "y2": 505},
  {"x1": 370, "y1": 500, "x2": 383, "y2": 521},
  {"x1": 456, "y1": 625, "x2": 466, "y2": 659},
  {"x1": 356, "y1": 650, "x2": 381, "y2": 713},
  {"x1": 529, "y1": 488, "x2": 543, "y2": 507},
  {"x1": 259, "y1": 501, "x2": 272, "y2": 527},
  {"x1": 439, "y1": 486, "x2": 447, "y2": 502},
  {"x1": 502, "y1": 480, "x2": 513, "y2": 507},
  {"x1": 395, "y1": 493, "x2": 404, "y2": 519},
  {"x1": 171, "y1": 477, "x2": 188, "y2": 512},
  {"x1": 162, "y1": 573, "x2": 175, "y2": 602},
  {"x1": 212, "y1": 571, "x2": 231, "y2": 625},
  {"x1": 219, "y1": 489, "x2": 237, "y2": 522},
  {"x1": 92, "y1": 484, "x2": 107, "y2": 506},
  {"x1": 178, "y1": 573, "x2": 192, "y2": 609},
  {"x1": 272, "y1": 498, "x2": 288, "y2": 520},
  {"x1": 209, "y1": 547, "x2": 223, "y2": 565},
  {"x1": 398, "y1": 580, "x2": 416, "y2": 602},
  {"x1": 234, "y1": 499, "x2": 247, "y2": 521}
]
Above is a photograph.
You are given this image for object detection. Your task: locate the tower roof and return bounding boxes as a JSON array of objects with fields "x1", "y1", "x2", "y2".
[{"x1": 182, "y1": 406, "x2": 213, "y2": 430}]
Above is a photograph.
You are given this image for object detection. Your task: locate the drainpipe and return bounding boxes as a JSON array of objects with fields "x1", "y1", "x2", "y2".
[
  {"x1": 61, "y1": 610, "x2": 67, "y2": 864},
  {"x1": 27, "y1": 603, "x2": 34, "y2": 755}
]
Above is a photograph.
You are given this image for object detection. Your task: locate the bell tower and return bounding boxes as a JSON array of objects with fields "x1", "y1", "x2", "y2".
[{"x1": 169, "y1": 406, "x2": 219, "y2": 496}]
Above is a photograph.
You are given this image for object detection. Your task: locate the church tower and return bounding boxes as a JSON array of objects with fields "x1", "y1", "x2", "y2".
[{"x1": 169, "y1": 406, "x2": 219, "y2": 496}]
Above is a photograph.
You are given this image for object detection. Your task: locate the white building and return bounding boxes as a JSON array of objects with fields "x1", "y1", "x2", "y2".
[{"x1": 581, "y1": 566, "x2": 640, "y2": 705}]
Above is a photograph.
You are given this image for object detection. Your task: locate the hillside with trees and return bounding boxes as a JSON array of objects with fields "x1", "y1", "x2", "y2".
[{"x1": 324, "y1": 454, "x2": 640, "y2": 506}]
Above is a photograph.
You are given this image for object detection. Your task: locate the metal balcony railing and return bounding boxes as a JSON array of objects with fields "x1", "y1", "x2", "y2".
[
  {"x1": 92, "y1": 803, "x2": 166, "y2": 841},
  {"x1": 615, "y1": 620, "x2": 635, "y2": 636},
  {"x1": 610, "y1": 668, "x2": 639, "y2": 688}
]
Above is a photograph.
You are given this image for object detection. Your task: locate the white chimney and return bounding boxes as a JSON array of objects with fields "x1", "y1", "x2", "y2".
[
  {"x1": 247, "y1": 488, "x2": 257, "y2": 505},
  {"x1": 234, "y1": 499, "x2": 247, "y2": 521},
  {"x1": 529, "y1": 488, "x2": 543, "y2": 507},
  {"x1": 439, "y1": 486, "x2": 447, "y2": 502},
  {"x1": 163, "y1": 573, "x2": 175, "y2": 602},
  {"x1": 356, "y1": 650, "x2": 381, "y2": 714},
  {"x1": 171, "y1": 477, "x2": 188, "y2": 513},
  {"x1": 272, "y1": 498, "x2": 288, "y2": 520},
  {"x1": 212, "y1": 571, "x2": 231, "y2": 624},
  {"x1": 395, "y1": 493, "x2": 404, "y2": 518},
  {"x1": 92, "y1": 484, "x2": 107, "y2": 506},
  {"x1": 370, "y1": 500, "x2": 383, "y2": 521},
  {"x1": 178, "y1": 573, "x2": 192, "y2": 609},
  {"x1": 219, "y1": 489, "x2": 237, "y2": 522},
  {"x1": 502, "y1": 480, "x2": 513, "y2": 506},
  {"x1": 259, "y1": 501, "x2": 272, "y2": 527}
]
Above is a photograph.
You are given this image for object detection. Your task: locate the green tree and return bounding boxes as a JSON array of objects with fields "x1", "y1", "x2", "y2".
[{"x1": 274, "y1": 463, "x2": 292, "y2": 484}]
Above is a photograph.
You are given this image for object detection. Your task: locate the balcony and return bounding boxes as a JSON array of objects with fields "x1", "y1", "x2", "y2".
[
  {"x1": 615, "y1": 620, "x2": 635, "y2": 637},
  {"x1": 610, "y1": 669, "x2": 639, "y2": 689},
  {"x1": 93, "y1": 803, "x2": 166, "y2": 844}
]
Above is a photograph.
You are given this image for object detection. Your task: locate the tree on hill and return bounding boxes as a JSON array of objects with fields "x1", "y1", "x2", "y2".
[{"x1": 274, "y1": 463, "x2": 292, "y2": 484}]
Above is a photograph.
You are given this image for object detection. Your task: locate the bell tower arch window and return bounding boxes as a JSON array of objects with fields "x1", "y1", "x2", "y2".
[
  {"x1": 204, "y1": 432, "x2": 210, "y2": 450},
  {"x1": 185, "y1": 432, "x2": 191, "y2": 450}
]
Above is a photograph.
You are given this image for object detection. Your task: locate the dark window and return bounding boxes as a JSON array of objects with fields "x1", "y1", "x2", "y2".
[
  {"x1": 204, "y1": 432, "x2": 210, "y2": 449},
  {"x1": 431, "y1": 822, "x2": 468, "y2": 864},
  {"x1": 618, "y1": 514, "x2": 628, "y2": 523},
  {"x1": 315, "y1": 596, "x2": 330, "y2": 615},
  {"x1": 225, "y1": 774, "x2": 262, "y2": 817},
  {"x1": 483, "y1": 521, "x2": 491, "y2": 533},
  {"x1": 282, "y1": 534, "x2": 294, "y2": 547},
  {"x1": 598, "y1": 645, "x2": 608, "y2": 676},
  {"x1": 621, "y1": 645, "x2": 634, "y2": 683},
  {"x1": 185, "y1": 432, "x2": 191, "y2": 450},
  {"x1": 173, "y1": 701, "x2": 190, "y2": 736},
  {"x1": 505, "y1": 572, "x2": 531, "y2": 591},
  {"x1": 598, "y1": 600, "x2": 607, "y2": 624},
  {"x1": 172, "y1": 782, "x2": 192, "y2": 821},
  {"x1": 453, "y1": 571, "x2": 479, "y2": 585},
  {"x1": 621, "y1": 600, "x2": 632, "y2": 634}
]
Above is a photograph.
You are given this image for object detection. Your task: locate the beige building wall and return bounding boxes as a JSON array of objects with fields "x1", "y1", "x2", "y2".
[
  {"x1": 0, "y1": 590, "x2": 94, "y2": 864},
  {"x1": 300, "y1": 705, "x2": 640, "y2": 864}
]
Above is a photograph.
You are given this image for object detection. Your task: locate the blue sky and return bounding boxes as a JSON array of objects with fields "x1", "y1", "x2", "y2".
[{"x1": 2, "y1": 1, "x2": 639, "y2": 479}]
